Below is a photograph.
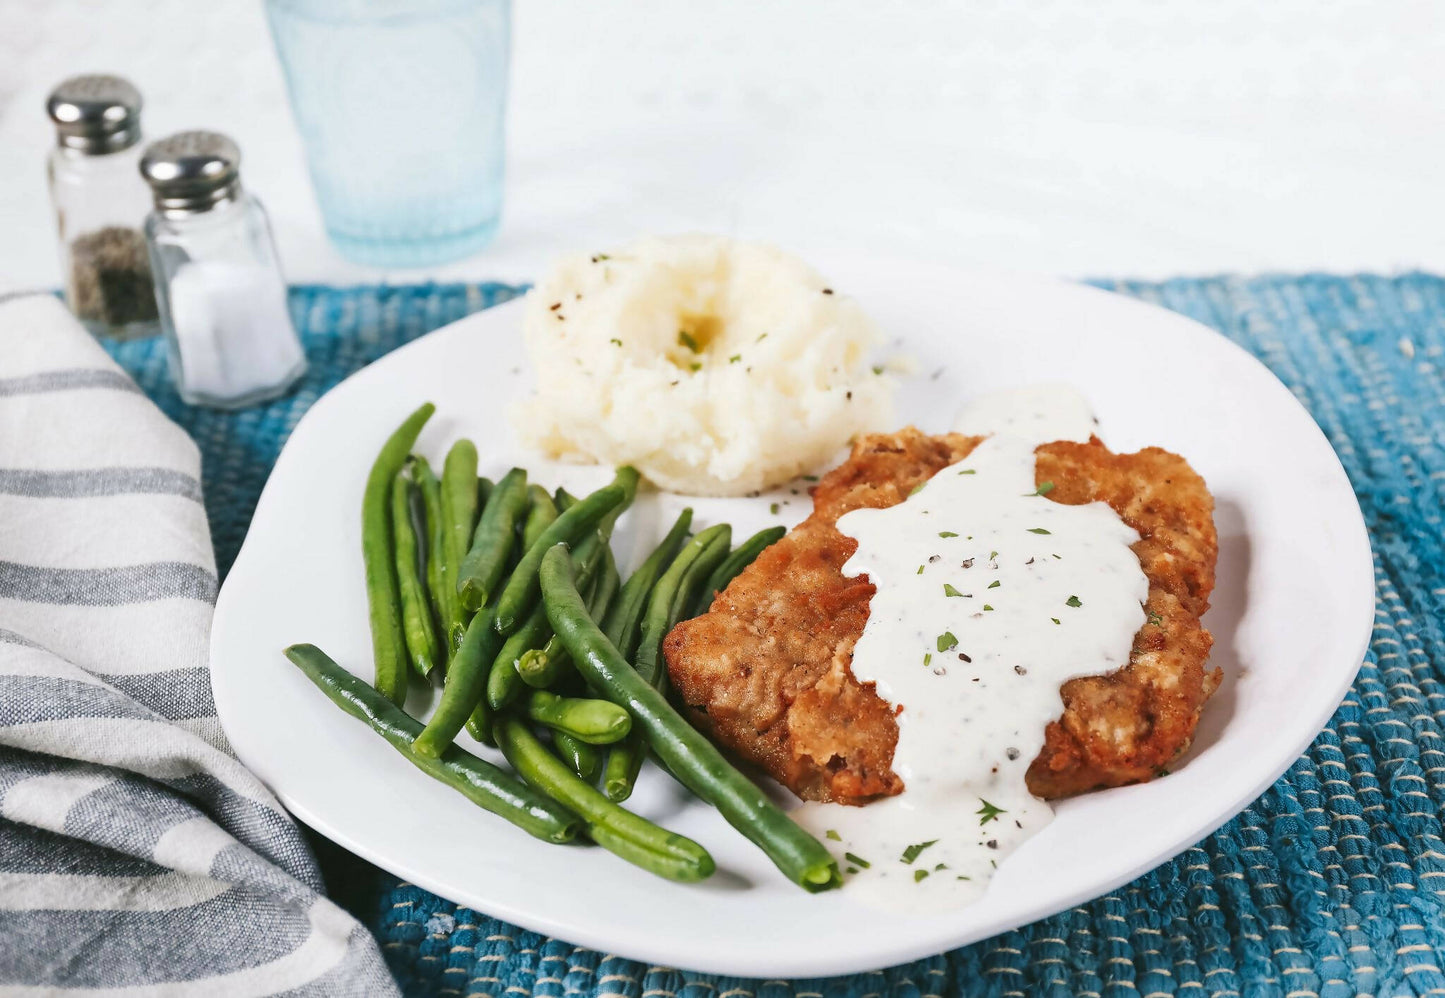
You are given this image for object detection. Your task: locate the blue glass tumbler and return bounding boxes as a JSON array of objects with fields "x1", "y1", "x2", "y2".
[{"x1": 264, "y1": 0, "x2": 509, "y2": 267}]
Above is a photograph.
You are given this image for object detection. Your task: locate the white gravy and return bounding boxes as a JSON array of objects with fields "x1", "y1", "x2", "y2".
[{"x1": 793, "y1": 385, "x2": 1148, "y2": 910}]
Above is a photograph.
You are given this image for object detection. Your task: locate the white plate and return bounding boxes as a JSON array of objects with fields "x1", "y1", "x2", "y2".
[{"x1": 211, "y1": 258, "x2": 1373, "y2": 978}]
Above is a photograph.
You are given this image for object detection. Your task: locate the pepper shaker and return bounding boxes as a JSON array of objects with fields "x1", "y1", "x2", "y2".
[
  {"x1": 139, "y1": 131, "x2": 307, "y2": 409},
  {"x1": 45, "y1": 74, "x2": 159, "y2": 339}
]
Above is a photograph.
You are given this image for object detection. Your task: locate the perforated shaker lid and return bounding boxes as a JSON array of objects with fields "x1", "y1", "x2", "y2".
[
  {"x1": 139, "y1": 131, "x2": 244, "y2": 216},
  {"x1": 46, "y1": 74, "x2": 143, "y2": 154}
]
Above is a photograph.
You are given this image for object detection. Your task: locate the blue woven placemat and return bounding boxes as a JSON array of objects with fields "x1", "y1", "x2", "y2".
[{"x1": 105, "y1": 275, "x2": 1444, "y2": 998}]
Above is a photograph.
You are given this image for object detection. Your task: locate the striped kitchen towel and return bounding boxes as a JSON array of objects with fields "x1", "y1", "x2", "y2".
[{"x1": 0, "y1": 293, "x2": 397, "y2": 994}]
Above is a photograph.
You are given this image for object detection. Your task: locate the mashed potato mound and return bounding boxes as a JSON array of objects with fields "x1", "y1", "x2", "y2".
[{"x1": 512, "y1": 235, "x2": 895, "y2": 496}]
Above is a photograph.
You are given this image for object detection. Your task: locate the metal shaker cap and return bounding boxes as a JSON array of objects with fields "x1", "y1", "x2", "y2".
[
  {"x1": 139, "y1": 131, "x2": 243, "y2": 217},
  {"x1": 46, "y1": 74, "x2": 143, "y2": 154}
]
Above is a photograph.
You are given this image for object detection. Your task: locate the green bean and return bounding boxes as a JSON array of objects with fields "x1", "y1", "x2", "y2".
[
  {"x1": 435, "y1": 443, "x2": 473, "y2": 612},
  {"x1": 515, "y1": 646, "x2": 550, "y2": 688},
  {"x1": 483, "y1": 532, "x2": 608, "y2": 710},
  {"x1": 480, "y1": 603, "x2": 550, "y2": 716},
  {"x1": 515, "y1": 532, "x2": 612, "y2": 689},
  {"x1": 492, "y1": 477, "x2": 628, "y2": 634},
  {"x1": 553, "y1": 732, "x2": 600, "y2": 783},
  {"x1": 599, "y1": 466, "x2": 640, "y2": 534},
  {"x1": 518, "y1": 563, "x2": 600, "y2": 690},
  {"x1": 591, "y1": 546, "x2": 621, "y2": 622},
  {"x1": 539, "y1": 546, "x2": 840, "y2": 892},
  {"x1": 458, "y1": 468, "x2": 528, "y2": 612},
  {"x1": 605, "y1": 525, "x2": 730, "y2": 800},
  {"x1": 442, "y1": 440, "x2": 479, "y2": 561},
  {"x1": 477, "y1": 476, "x2": 493, "y2": 512},
  {"x1": 601, "y1": 508, "x2": 693, "y2": 661},
  {"x1": 493, "y1": 716, "x2": 713, "y2": 882},
  {"x1": 520, "y1": 485, "x2": 559, "y2": 552},
  {"x1": 554, "y1": 487, "x2": 579, "y2": 511},
  {"x1": 362, "y1": 403, "x2": 434, "y2": 705},
  {"x1": 521, "y1": 514, "x2": 625, "y2": 692},
  {"x1": 285, "y1": 644, "x2": 579, "y2": 844},
  {"x1": 411, "y1": 456, "x2": 451, "y2": 650},
  {"x1": 517, "y1": 516, "x2": 626, "y2": 688},
  {"x1": 641, "y1": 524, "x2": 730, "y2": 682},
  {"x1": 690, "y1": 526, "x2": 786, "y2": 618},
  {"x1": 521, "y1": 689, "x2": 631, "y2": 744},
  {"x1": 392, "y1": 474, "x2": 440, "y2": 678},
  {"x1": 414, "y1": 605, "x2": 503, "y2": 757},
  {"x1": 438, "y1": 440, "x2": 480, "y2": 644}
]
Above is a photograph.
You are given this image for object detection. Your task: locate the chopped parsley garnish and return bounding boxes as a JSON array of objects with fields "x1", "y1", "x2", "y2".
[
  {"x1": 729, "y1": 354, "x2": 741, "y2": 364},
  {"x1": 987, "y1": 580, "x2": 1001, "y2": 589},
  {"x1": 677, "y1": 330, "x2": 699, "y2": 351},
  {"x1": 756, "y1": 333, "x2": 769, "y2": 343},
  {"x1": 609, "y1": 337, "x2": 622, "y2": 347},
  {"x1": 958, "y1": 468, "x2": 976, "y2": 475},
  {"x1": 988, "y1": 550, "x2": 998, "y2": 561},
  {"x1": 936, "y1": 631, "x2": 958, "y2": 652},
  {"x1": 977, "y1": 799, "x2": 1006, "y2": 824},
  {"x1": 844, "y1": 852, "x2": 871, "y2": 869},
  {"x1": 846, "y1": 866, "x2": 858, "y2": 874},
  {"x1": 913, "y1": 869, "x2": 930, "y2": 883},
  {"x1": 871, "y1": 365, "x2": 885, "y2": 375},
  {"x1": 689, "y1": 362, "x2": 702, "y2": 372},
  {"x1": 826, "y1": 829, "x2": 841, "y2": 841},
  {"x1": 982, "y1": 604, "x2": 994, "y2": 611},
  {"x1": 591, "y1": 253, "x2": 611, "y2": 262},
  {"x1": 1051, "y1": 617, "x2": 1061, "y2": 625},
  {"x1": 934, "y1": 863, "x2": 947, "y2": 871},
  {"x1": 770, "y1": 502, "x2": 781, "y2": 515},
  {"x1": 1027, "y1": 527, "x2": 1052, "y2": 535},
  {"x1": 938, "y1": 530, "x2": 958, "y2": 538},
  {"x1": 956, "y1": 875, "x2": 972, "y2": 881},
  {"x1": 1147, "y1": 609, "x2": 1164, "y2": 626},
  {"x1": 909, "y1": 483, "x2": 925, "y2": 496},
  {"x1": 802, "y1": 474, "x2": 817, "y2": 481},
  {"x1": 1026, "y1": 481, "x2": 1056, "y2": 496},
  {"x1": 917, "y1": 565, "x2": 925, "y2": 575},
  {"x1": 1065, "y1": 595, "x2": 1083, "y2": 607},
  {"x1": 1052, "y1": 553, "x2": 1062, "y2": 560},
  {"x1": 923, "y1": 652, "x2": 933, "y2": 666},
  {"x1": 901, "y1": 840, "x2": 938, "y2": 864},
  {"x1": 943, "y1": 583, "x2": 965, "y2": 597}
]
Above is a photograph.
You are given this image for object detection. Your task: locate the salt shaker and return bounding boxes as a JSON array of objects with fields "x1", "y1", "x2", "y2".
[
  {"x1": 139, "y1": 131, "x2": 306, "y2": 409},
  {"x1": 45, "y1": 74, "x2": 159, "y2": 339}
]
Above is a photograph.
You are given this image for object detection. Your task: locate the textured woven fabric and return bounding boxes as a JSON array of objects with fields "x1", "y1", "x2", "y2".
[
  {"x1": 105, "y1": 275, "x2": 1444, "y2": 998},
  {"x1": 0, "y1": 294, "x2": 393, "y2": 994}
]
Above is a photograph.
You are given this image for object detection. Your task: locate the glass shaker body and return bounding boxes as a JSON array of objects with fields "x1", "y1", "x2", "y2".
[
  {"x1": 45, "y1": 75, "x2": 159, "y2": 340},
  {"x1": 145, "y1": 192, "x2": 307, "y2": 409}
]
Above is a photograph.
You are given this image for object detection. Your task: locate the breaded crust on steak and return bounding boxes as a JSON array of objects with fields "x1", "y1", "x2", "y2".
[{"x1": 663, "y1": 427, "x2": 1220, "y2": 804}]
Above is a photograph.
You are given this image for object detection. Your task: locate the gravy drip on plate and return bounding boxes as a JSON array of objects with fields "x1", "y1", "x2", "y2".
[{"x1": 794, "y1": 386, "x2": 1148, "y2": 910}]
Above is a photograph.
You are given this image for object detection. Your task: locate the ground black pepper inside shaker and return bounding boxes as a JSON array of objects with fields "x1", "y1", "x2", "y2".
[
  {"x1": 68, "y1": 226, "x2": 157, "y2": 327},
  {"x1": 45, "y1": 74, "x2": 159, "y2": 338}
]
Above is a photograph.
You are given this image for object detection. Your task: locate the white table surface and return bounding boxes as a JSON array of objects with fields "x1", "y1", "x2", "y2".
[{"x1": 1, "y1": 0, "x2": 1442, "y2": 292}]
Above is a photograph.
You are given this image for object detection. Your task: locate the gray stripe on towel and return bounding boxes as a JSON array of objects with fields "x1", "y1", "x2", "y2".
[
  {"x1": 0, "y1": 676, "x2": 156, "y2": 728},
  {"x1": 0, "y1": 821, "x2": 168, "y2": 879},
  {"x1": 65, "y1": 775, "x2": 204, "y2": 859},
  {"x1": 0, "y1": 467, "x2": 202, "y2": 502},
  {"x1": 0, "y1": 561, "x2": 217, "y2": 606},
  {"x1": 0, "y1": 369, "x2": 141, "y2": 397},
  {"x1": 0, "y1": 888, "x2": 312, "y2": 987},
  {"x1": 94, "y1": 669, "x2": 216, "y2": 721},
  {"x1": 0, "y1": 628, "x2": 41, "y2": 650}
]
